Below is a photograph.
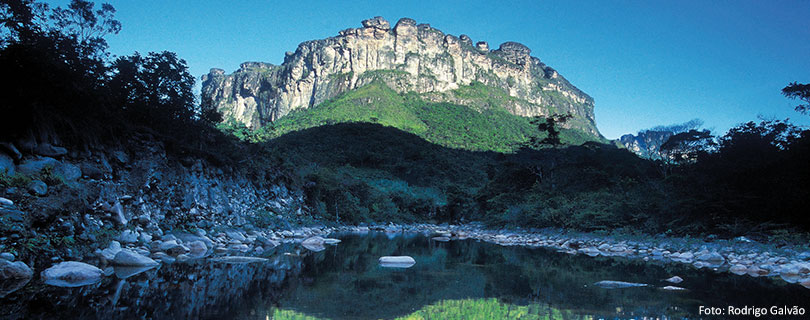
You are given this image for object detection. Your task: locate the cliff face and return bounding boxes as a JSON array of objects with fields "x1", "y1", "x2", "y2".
[{"x1": 202, "y1": 17, "x2": 599, "y2": 136}]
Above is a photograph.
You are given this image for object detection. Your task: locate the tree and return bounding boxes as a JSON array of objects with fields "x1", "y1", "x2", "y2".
[
  {"x1": 49, "y1": 0, "x2": 120, "y2": 60},
  {"x1": 110, "y1": 51, "x2": 199, "y2": 126},
  {"x1": 782, "y1": 82, "x2": 810, "y2": 115},
  {"x1": 660, "y1": 129, "x2": 716, "y2": 164},
  {"x1": 527, "y1": 114, "x2": 572, "y2": 148}
]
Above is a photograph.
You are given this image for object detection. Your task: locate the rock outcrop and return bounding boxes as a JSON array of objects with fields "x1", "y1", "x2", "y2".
[{"x1": 202, "y1": 17, "x2": 599, "y2": 136}]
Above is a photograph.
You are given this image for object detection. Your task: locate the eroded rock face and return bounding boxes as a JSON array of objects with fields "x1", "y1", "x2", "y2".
[{"x1": 202, "y1": 17, "x2": 599, "y2": 136}]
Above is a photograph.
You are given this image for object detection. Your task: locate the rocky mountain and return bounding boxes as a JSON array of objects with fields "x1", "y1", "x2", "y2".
[
  {"x1": 201, "y1": 17, "x2": 601, "y2": 137},
  {"x1": 619, "y1": 119, "x2": 703, "y2": 159}
]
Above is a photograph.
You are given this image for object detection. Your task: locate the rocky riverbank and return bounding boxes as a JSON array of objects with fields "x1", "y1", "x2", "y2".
[
  {"x1": 2, "y1": 221, "x2": 810, "y2": 294},
  {"x1": 331, "y1": 223, "x2": 810, "y2": 289}
]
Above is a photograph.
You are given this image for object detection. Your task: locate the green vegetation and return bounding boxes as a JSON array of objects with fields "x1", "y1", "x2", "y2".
[
  {"x1": 397, "y1": 298, "x2": 586, "y2": 320},
  {"x1": 265, "y1": 80, "x2": 601, "y2": 153},
  {"x1": 268, "y1": 299, "x2": 587, "y2": 320}
]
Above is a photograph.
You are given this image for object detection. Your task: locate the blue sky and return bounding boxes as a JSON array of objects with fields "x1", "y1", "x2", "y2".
[{"x1": 53, "y1": 0, "x2": 810, "y2": 138}]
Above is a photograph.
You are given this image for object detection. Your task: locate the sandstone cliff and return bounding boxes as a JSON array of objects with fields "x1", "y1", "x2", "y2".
[{"x1": 202, "y1": 17, "x2": 600, "y2": 136}]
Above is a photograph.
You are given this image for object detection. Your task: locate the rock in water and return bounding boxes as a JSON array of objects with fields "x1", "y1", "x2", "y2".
[
  {"x1": 593, "y1": 280, "x2": 648, "y2": 289},
  {"x1": 323, "y1": 238, "x2": 341, "y2": 244},
  {"x1": 302, "y1": 236, "x2": 326, "y2": 252},
  {"x1": 210, "y1": 256, "x2": 268, "y2": 264},
  {"x1": 112, "y1": 250, "x2": 159, "y2": 266},
  {"x1": 729, "y1": 264, "x2": 748, "y2": 275},
  {"x1": 661, "y1": 286, "x2": 687, "y2": 291},
  {"x1": 379, "y1": 256, "x2": 416, "y2": 268},
  {"x1": 302, "y1": 236, "x2": 325, "y2": 246},
  {"x1": 664, "y1": 276, "x2": 683, "y2": 284},
  {"x1": 114, "y1": 265, "x2": 157, "y2": 279},
  {"x1": 432, "y1": 236, "x2": 450, "y2": 242},
  {"x1": 0, "y1": 260, "x2": 33, "y2": 279},
  {"x1": 41, "y1": 261, "x2": 103, "y2": 287},
  {"x1": 187, "y1": 240, "x2": 208, "y2": 255},
  {"x1": 697, "y1": 252, "x2": 725, "y2": 263}
]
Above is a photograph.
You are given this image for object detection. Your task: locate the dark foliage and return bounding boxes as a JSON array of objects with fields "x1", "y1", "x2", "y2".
[{"x1": 782, "y1": 82, "x2": 810, "y2": 115}]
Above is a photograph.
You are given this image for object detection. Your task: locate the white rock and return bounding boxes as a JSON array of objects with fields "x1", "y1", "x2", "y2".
[
  {"x1": 41, "y1": 261, "x2": 103, "y2": 287},
  {"x1": 379, "y1": 256, "x2": 416, "y2": 268},
  {"x1": 661, "y1": 286, "x2": 687, "y2": 291}
]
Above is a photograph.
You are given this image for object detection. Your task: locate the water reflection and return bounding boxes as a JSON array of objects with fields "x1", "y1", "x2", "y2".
[{"x1": 1, "y1": 232, "x2": 808, "y2": 319}]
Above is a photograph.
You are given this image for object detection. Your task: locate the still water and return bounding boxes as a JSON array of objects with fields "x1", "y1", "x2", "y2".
[{"x1": 1, "y1": 232, "x2": 808, "y2": 319}]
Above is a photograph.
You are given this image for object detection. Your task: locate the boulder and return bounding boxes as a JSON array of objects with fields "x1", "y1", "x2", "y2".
[
  {"x1": 54, "y1": 163, "x2": 81, "y2": 181},
  {"x1": 0, "y1": 252, "x2": 14, "y2": 261},
  {"x1": 116, "y1": 230, "x2": 139, "y2": 244},
  {"x1": 99, "y1": 241, "x2": 122, "y2": 261},
  {"x1": 593, "y1": 280, "x2": 648, "y2": 289},
  {"x1": 379, "y1": 256, "x2": 416, "y2": 268},
  {"x1": 697, "y1": 252, "x2": 725, "y2": 263},
  {"x1": 172, "y1": 232, "x2": 214, "y2": 249},
  {"x1": 302, "y1": 236, "x2": 326, "y2": 252},
  {"x1": 226, "y1": 231, "x2": 247, "y2": 242},
  {"x1": 361, "y1": 16, "x2": 390, "y2": 30},
  {"x1": 664, "y1": 276, "x2": 683, "y2": 284},
  {"x1": 34, "y1": 144, "x2": 67, "y2": 158},
  {"x1": 0, "y1": 197, "x2": 12, "y2": 208},
  {"x1": 0, "y1": 153, "x2": 14, "y2": 175},
  {"x1": 17, "y1": 157, "x2": 58, "y2": 175},
  {"x1": 187, "y1": 240, "x2": 208, "y2": 254},
  {"x1": 729, "y1": 264, "x2": 748, "y2": 275},
  {"x1": 0, "y1": 142, "x2": 22, "y2": 160},
  {"x1": 166, "y1": 244, "x2": 190, "y2": 257},
  {"x1": 112, "y1": 250, "x2": 159, "y2": 266},
  {"x1": 27, "y1": 180, "x2": 47, "y2": 196},
  {"x1": 0, "y1": 259, "x2": 33, "y2": 279},
  {"x1": 41, "y1": 261, "x2": 103, "y2": 287},
  {"x1": 801, "y1": 278, "x2": 810, "y2": 289},
  {"x1": 302, "y1": 236, "x2": 324, "y2": 246},
  {"x1": 80, "y1": 163, "x2": 104, "y2": 180}
]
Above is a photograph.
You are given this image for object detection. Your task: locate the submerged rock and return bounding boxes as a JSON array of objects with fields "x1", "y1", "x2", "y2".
[
  {"x1": 114, "y1": 265, "x2": 157, "y2": 279},
  {"x1": 41, "y1": 261, "x2": 103, "y2": 287},
  {"x1": 379, "y1": 256, "x2": 416, "y2": 268},
  {"x1": 210, "y1": 256, "x2": 268, "y2": 264},
  {"x1": 661, "y1": 286, "x2": 687, "y2": 291},
  {"x1": 323, "y1": 238, "x2": 341, "y2": 244},
  {"x1": 432, "y1": 236, "x2": 451, "y2": 242},
  {"x1": 593, "y1": 280, "x2": 648, "y2": 289}
]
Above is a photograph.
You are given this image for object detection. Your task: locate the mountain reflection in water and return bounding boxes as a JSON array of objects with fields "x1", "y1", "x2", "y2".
[{"x1": 1, "y1": 232, "x2": 808, "y2": 319}]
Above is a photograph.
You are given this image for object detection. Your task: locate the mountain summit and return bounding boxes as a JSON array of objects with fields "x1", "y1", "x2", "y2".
[{"x1": 202, "y1": 16, "x2": 601, "y2": 139}]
